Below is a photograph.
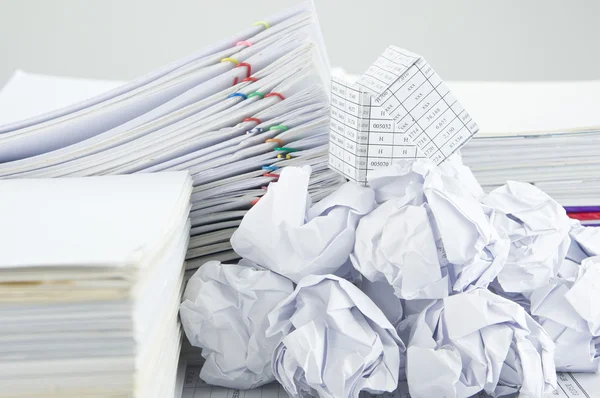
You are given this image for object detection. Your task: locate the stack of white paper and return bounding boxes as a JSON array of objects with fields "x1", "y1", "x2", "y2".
[
  {"x1": 453, "y1": 81, "x2": 600, "y2": 224},
  {"x1": 0, "y1": 70, "x2": 126, "y2": 125},
  {"x1": 0, "y1": 1, "x2": 342, "y2": 268},
  {"x1": 0, "y1": 172, "x2": 192, "y2": 397},
  {"x1": 441, "y1": 82, "x2": 600, "y2": 210}
]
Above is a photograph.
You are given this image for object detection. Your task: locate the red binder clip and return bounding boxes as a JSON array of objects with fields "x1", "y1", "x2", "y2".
[
  {"x1": 233, "y1": 63, "x2": 252, "y2": 86},
  {"x1": 265, "y1": 92, "x2": 285, "y2": 101}
]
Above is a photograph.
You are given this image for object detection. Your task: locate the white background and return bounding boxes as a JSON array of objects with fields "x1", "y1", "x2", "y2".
[{"x1": 0, "y1": 0, "x2": 599, "y2": 86}]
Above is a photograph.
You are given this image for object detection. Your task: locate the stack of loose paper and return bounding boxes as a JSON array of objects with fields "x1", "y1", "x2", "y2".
[
  {"x1": 0, "y1": 70, "x2": 126, "y2": 125},
  {"x1": 0, "y1": 172, "x2": 192, "y2": 397},
  {"x1": 0, "y1": 1, "x2": 342, "y2": 268},
  {"x1": 453, "y1": 81, "x2": 600, "y2": 211}
]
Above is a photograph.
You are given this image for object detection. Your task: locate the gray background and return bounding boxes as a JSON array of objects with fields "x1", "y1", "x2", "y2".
[{"x1": 1, "y1": 0, "x2": 599, "y2": 86}]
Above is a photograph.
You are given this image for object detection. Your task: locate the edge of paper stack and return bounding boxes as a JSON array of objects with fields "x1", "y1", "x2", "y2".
[
  {"x1": 0, "y1": 1, "x2": 342, "y2": 272},
  {"x1": 0, "y1": 172, "x2": 193, "y2": 397},
  {"x1": 0, "y1": 1, "x2": 339, "y2": 397}
]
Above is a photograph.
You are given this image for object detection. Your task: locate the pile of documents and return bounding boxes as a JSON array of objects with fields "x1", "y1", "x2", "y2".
[
  {"x1": 0, "y1": 172, "x2": 192, "y2": 397},
  {"x1": 177, "y1": 45, "x2": 600, "y2": 398},
  {"x1": 455, "y1": 82, "x2": 600, "y2": 227},
  {"x1": 0, "y1": 1, "x2": 342, "y2": 269},
  {"x1": 2, "y1": 2, "x2": 599, "y2": 396},
  {"x1": 453, "y1": 81, "x2": 600, "y2": 211}
]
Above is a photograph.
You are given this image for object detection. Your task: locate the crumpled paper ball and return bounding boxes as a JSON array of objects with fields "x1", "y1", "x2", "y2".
[
  {"x1": 179, "y1": 260, "x2": 294, "y2": 389},
  {"x1": 368, "y1": 154, "x2": 484, "y2": 205},
  {"x1": 352, "y1": 199, "x2": 449, "y2": 299},
  {"x1": 267, "y1": 274, "x2": 405, "y2": 398},
  {"x1": 482, "y1": 181, "x2": 572, "y2": 293},
  {"x1": 406, "y1": 288, "x2": 556, "y2": 398},
  {"x1": 528, "y1": 255, "x2": 600, "y2": 372},
  {"x1": 569, "y1": 220, "x2": 600, "y2": 257},
  {"x1": 565, "y1": 256, "x2": 600, "y2": 336},
  {"x1": 359, "y1": 278, "x2": 404, "y2": 327},
  {"x1": 351, "y1": 157, "x2": 508, "y2": 299},
  {"x1": 487, "y1": 223, "x2": 600, "y2": 373},
  {"x1": 231, "y1": 166, "x2": 376, "y2": 283}
]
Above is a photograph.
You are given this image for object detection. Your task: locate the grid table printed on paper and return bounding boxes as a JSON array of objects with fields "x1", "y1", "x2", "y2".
[
  {"x1": 329, "y1": 77, "x2": 421, "y2": 184},
  {"x1": 356, "y1": 46, "x2": 479, "y2": 165}
]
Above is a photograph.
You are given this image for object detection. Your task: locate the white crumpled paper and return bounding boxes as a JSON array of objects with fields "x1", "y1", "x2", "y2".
[
  {"x1": 558, "y1": 221, "x2": 592, "y2": 283},
  {"x1": 368, "y1": 155, "x2": 484, "y2": 205},
  {"x1": 231, "y1": 166, "x2": 376, "y2": 283},
  {"x1": 406, "y1": 288, "x2": 556, "y2": 398},
  {"x1": 489, "y1": 220, "x2": 600, "y2": 374},
  {"x1": 359, "y1": 278, "x2": 404, "y2": 327},
  {"x1": 528, "y1": 256, "x2": 600, "y2": 372},
  {"x1": 482, "y1": 181, "x2": 572, "y2": 293},
  {"x1": 569, "y1": 221, "x2": 600, "y2": 257},
  {"x1": 267, "y1": 274, "x2": 405, "y2": 398},
  {"x1": 179, "y1": 260, "x2": 294, "y2": 389},
  {"x1": 351, "y1": 157, "x2": 508, "y2": 300}
]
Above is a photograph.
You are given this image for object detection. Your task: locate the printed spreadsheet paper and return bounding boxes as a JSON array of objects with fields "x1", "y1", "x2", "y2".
[
  {"x1": 329, "y1": 45, "x2": 479, "y2": 183},
  {"x1": 329, "y1": 77, "x2": 423, "y2": 183},
  {"x1": 180, "y1": 364, "x2": 600, "y2": 398}
]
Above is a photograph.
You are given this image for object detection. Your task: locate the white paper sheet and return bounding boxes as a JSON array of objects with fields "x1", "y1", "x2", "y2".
[
  {"x1": 0, "y1": 70, "x2": 126, "y2": 126},
  {"x1": 0, "y1": 172, "x2": 191, "y2": 269}
]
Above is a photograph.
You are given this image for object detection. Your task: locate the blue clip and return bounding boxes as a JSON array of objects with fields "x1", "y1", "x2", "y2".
[
  {"x1": 246, "y1": 127, "x2": 263, "y2": 135},
  {"x1": 228, "y1": 92, "x2": 247, "y2": 100},
  {"x1": 262, "y1": 165, "x2": 278, "y2": 171}
]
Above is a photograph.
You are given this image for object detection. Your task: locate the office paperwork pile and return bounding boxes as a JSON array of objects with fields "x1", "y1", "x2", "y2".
[
  {"x1": 0, "y1": 1, "x2": 341, "y2": 269},
  {"x1": 2, "y1": 4, "x2": 600, "y2": 398},
  {"x1": 453, "y1": 81, "x2": 600, "y2": 212},
  {"x1": 0, "y1": 172, "x2": 192, "y2": 397},
  {"x1": 176, "y1": 46, "x2": 600, "y2": 398}
]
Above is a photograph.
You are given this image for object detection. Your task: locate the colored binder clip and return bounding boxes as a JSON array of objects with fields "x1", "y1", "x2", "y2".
[
  {"x1": 246, "y1": 128, "x2": 263, "y2": 135},
  {"x1": 242, "y1": 77, "x2": 258, "y2": 83},
  {"x1": 263, "y1": 173, "x2": 280, "y2": 180},
  {"x1": 274, "y1": 147, "x2": 298, "y2": 153},
  {"x1": 220, "y1": 57, "x2": 239, "y2": 66},
  {"x1": 275, "y1": 147, "x2": 298, "y2": 160},
  {"x1": 243, "y1": 117, "x2": 261, "y2": 124},
  {"x1": 247, "y1": 92, "x2": 264, "y2": 99},
  {"x1": 237, "y1": 63, "x2": 251, "y2": 78},
  {"x1": 269, "y1": 125, "x2": 288, "y2": 132},
  {"x1": 265, "y1": 92, "x2": 285, "y2": 101},
  {"x1": 232, "y1": 62, "x2": 252, "y2": 86},
  {"x1": 262, "y1": 165, "x2": 278, "y2": 171},
  {"x1": 251, "y1": 197, "x2": 261, "y2": 206},
  {"x1": 266, "y1": 138, "x2": 284, "y2": 147},
  {"x1": 253, "y1": 21, "x2": 270, "y2": 29},
  {"x1": 236, "y1": 40, "x2": 253, "y2": 47},
  {"x1": 227, "y1": 92, "x2": 247, "y2": 100}
]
